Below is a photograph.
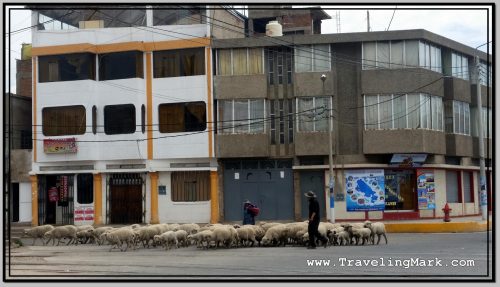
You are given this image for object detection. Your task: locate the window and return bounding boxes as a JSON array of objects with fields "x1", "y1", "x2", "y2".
[
  {"x1": 363, "y1": 40, "x2": 441, "y2": 72},
  {"x1": 479, "y1": 62, "x2": 491, "y2": 86},
  {"x1": 153, "y1": 48, "x2": 204, "y2": 78},
  {"x1": 298, "y1": 97, "x2": 330, "y2": 132},
  {"x1": 99, "y1": 51, "x2": 143, "y2": 80},
  {"x1": 270, "y1": 99, "x2": 295, "y2": 144},
  {"x1": 171, "y1": 171, "x2": 210, "y2": 202},
  {"x1": 463, "y1": 171, "x2": 473, "y2": 203},
  {"x1": 104, "y1": 104, "x2": 136, "y2": 135},
  {"x1": 446, "y1": 170, "x2": 460, "y2": 203},
  {"x1": 451, "y1": 52, "x2": 469, "y2": 80},
  {"x1": 216, "y1": 48, "x2": 263, "y2": 75},
  {"x1": 295, "y1": 44, "x2": 331, "y2": 72},
  {"x1": 217, "y1": 99, "x2": 265, "y2": 134},
  {"x1": 268, "y1": 47, "x2": 292, "y2": 85},
  {"x1": 364, "y1": 93, "x2": 443, "y2": 131},
  {"x1": 158, "y1": 101, "x2": 206, "y2": 133},
  {"x1": 39, "y1": 53, "x2": 96, "y2": 83},
  {"x1": 447, "y1": 101, "x2": 470, "y2": 135},
  {"x1": 471, "y1": 107, "x2": 492, "y2": 138},
  {"x1": 42, "y1": 105, "x2": 86, "y2": 136},
  {"x1": 77, "y1": 174, "x2": 93, "y2": 204}
]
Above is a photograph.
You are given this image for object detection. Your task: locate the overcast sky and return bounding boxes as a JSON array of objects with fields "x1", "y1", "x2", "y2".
[{"x1": 5, "y1": 5, "x2": 493, "y2": 93}]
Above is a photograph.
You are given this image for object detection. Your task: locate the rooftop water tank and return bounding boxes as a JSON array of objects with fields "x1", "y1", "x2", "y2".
[{"x1": 266, "y1": 21, "x2": 283, "y2": 37}]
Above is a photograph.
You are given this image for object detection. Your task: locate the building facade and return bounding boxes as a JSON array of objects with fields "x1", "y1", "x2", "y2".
[
  {"x1": 29, "y1": 6, "x2": 245, "y2": 226},
  {"x1": 212, "y1": 9, "x2": 492, "y2": 222}
]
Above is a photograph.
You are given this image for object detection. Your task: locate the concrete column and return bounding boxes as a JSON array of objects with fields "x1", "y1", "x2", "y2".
[
  {"x1": 93, "y1": 174, "x2": 103, "y2": 225},
  {"x1": 210, "y1": 171, "x2": 219, "y2": 223},
  {"x1": 30, "y1": 175, "x2": 38, "y2": 226},
  {"x1": 150, "y1": 172, "x2": 159, "y2": 224}
]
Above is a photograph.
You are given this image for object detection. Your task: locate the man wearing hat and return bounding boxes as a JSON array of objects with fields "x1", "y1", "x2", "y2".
[{"x1": 304, "y1": 191, "x2": 328, "y2": 249}]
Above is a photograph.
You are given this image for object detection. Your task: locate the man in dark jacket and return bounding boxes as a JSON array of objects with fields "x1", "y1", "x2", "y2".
[
  {"x1": 242, "y1": 200, "x2": 256, "y2": 225},
  {"x1": 305, "y1": 191, "x2": 328, "y2": 249}
]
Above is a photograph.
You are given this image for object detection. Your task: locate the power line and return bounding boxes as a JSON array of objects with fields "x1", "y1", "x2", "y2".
[{"x1": 386, "y1": 7, "x2": 397, "y2": 31}]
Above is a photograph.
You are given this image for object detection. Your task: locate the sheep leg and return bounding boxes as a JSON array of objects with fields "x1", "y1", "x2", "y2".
[{"x1": 382, "y1": 233, "x2": 388, "y2": 244}]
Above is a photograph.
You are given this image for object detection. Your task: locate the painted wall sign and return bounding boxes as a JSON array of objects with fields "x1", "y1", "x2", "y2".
[
  {"x1": 44, "y1": 138, "x2": 77, "y2": 154},
  {"x1": 417, "y1": 170, "x2": 435, "y2": 210},
  {"x1": 345, "y1": 169, "x2": 385, "y2": 211}
]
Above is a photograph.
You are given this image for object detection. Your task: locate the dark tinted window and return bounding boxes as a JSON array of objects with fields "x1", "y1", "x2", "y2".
[
  {"x1": 77, "y1": 174, "x2": 93, "y2": 204},
  {"x1": 104, "y1": 104, "x2": 136, "y2": 135},
  {"x1": 158, "y1": 102, "x2": 206, "y2": 133},
  {"x1": 99, "y1": 51, "x2": 143, "y2": 81},
  {"x1": 39, "y1": 53, "x2": 95, "y2": 83},
  {"x1": 42, "y1": 105, "x2": 86, "y2": 136},
  {"x1": 153, "y1": 48, "x2": 205, "y2": 78}
]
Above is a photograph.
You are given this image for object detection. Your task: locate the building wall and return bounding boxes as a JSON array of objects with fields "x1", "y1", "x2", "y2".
[
  {"x1": 10, "y1": 150, "x2": 32, "y2": 182},
  {"x1": 446, "y1": 134, "x2": 473, "y2": 157},
  {"x1": 19, "y1": 182, "x2": 33, "y2": 222},
  {"x1": 211, "y1": 8, "x2": 245, "y2": 39},
  {"x1": 214, "y1": 74, "x2": 268, "y2": 99},
  {"x1": 10, "y1": 95, "x2": 32, "y2": 150},
  {"x1": 16, "y1": 59, "x2": 32, "y2": 97},
  {"x1": 363, "y1": 130, "x2": 446, "y2": 154}
]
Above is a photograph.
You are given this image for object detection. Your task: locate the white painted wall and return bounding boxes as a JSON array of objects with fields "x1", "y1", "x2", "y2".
[
  {"x1": 33, "y1": 24, "x2": 207, "y2": 47},
  {"x1": 19, "y1": 182, "x2": 32, "y2": 222},
  {"x1": 157, "y1": 172, "x2": 210, "y2": 223},
  {"x1": 152, "y1": 75, "x2": 210, "y2": 159}
]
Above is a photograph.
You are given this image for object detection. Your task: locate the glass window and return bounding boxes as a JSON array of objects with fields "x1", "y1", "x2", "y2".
[
  {"x1": 77, "y1": 174, "x2": 93, "y2": 204},
  {"x1": 232, "y1": 48, "x2": 247, "y2": 75},
  {"x1": 405, "y1": 40, "x2": 419, "y2": 67},
  {"x1": 363, "y1": 42, "x2": 376, "y2": 69},
  {"x1": 298, "y1": 97, "x2": 314, "y2": 131},
  {"x1": 99, "y1": 51, "x2": 143, "y2": 81},
  {"x1": 420, "y1": 94, "x2": 430, "y2": 129},
  {"x1": 248, "y1": 48, "x2": 263, "y2": 74},
  {"x1": 446, "y1": 170, "x2": 460, "y2": 203},
  {"x1": 104, "y1": 104, "x2": 136, "y2": 135},
  {"x1": 39, "y1": 53, "x2": 96, "y2": 83},
  {"x1": 390, "y1": 41, "x2": 404, "y2": 68},
  {"x1": 159, "y1": 102, "x2": 206, "y2": 133},
  {"x1": 315, "y1": 97, "x2": 330, "y2": 131},
  {"x1": 393, "y1": 94, "x2": 407, "y2": 129},
  {"x1": 217, "y1": 99, "x2": 265, "y2": 134},
  {"x1": 377, "y1": 42, "x2": 390, "y2": 69},
  {"x1": 153, "y1": 48, "x2": 204, "y2": 78},
  {"x1": 407, "y1": 94, "x2": 420, "y2": 129},
  {"x1": 42, "y1": 105, "x2": 86, "y2": 136},
  {"x1": 217, "y1": 49, "x2": 232, "y2": 75},
  {"x1": 364, "y1": 96, "x2": 378, "y2": 130},
  {"x1": 463, "y1": 171, "x2": 473, "y2": 203},
  {"x1": 171, "y1": 171, "x2": 210, "y2": 202},
  {"x1": 295, "y1": 45, "x2": 312, "y2": 72},
  {"x1": 379, "y1": 95, "x2": 393, "y2": 129},
  {"x1": 314, "y1": 44, "x2": 331, "y2": 72}
]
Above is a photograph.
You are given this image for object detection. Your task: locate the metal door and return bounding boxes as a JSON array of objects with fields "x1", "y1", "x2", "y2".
[
  {"x1": 223, "y1": 160, "x2": 293, "y2": 221},
  {"x1": 107, "y1": 173, "x2": 144, "y2": 224},
  {"x1": 300, "y1": 171, "x2": 325, "y2": 220}
]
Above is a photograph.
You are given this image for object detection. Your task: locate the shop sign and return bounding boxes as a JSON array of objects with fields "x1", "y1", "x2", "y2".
[
  {"x1": 417, "y1": 170, "x2": 435, "y2": 210},
  {"x1": 59, "y1": 176, "x2": 68, "y2": 202},
  {"x1": 345, "y1": 169, "x2": 385, "y2": 211},
  {"x1": 44, "y1": 138, "x2": 77, "y2": 154},
  {"x1": 390, "y1": 154, "x2": 427, "y2": 167},
  {"x1": 48, "y1": 187, "x2": 59, "y2": 202},
  {"x1": 75, "y1": 206, "x2": 94, "y2": 222}
]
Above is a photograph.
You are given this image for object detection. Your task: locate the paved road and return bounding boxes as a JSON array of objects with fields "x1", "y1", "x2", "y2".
[{"x1": 6, "y1": 232, "x2": 493, "y2": 280}]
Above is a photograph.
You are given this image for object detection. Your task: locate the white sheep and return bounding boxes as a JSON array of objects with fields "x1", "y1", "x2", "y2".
[
  {"x1": 259, "y1": 222, "x2": 283, "y2": 232},
  {"x1": 261, "y1": 224, "x2": 288, "y2": 247},
  {"x1": 106, "y1": 228, "x2": 136, "y2": 252},
  {"x1": 23, "y1": 225, "x2": 54, "y2": 246},
  {"x1": 43, "y1": 226, "x2": 77, "y2": 246},
  {"x1": 284, "y1": 222, "x2": 308, "y2": 245},
  {"x1": 92, "y1": 227, "x2": 115, "y2": 245},
  {"x1": 336, "y1": 230, "x2": 351, "y2": 246},
  {"x1": 154, "y1": 231, "x2": 178, "y2": 250},
  {"x1": 134, "y1": 226, "x2": 158, "y2": 248},
  {"x1": 236, "y1": 226, "x2": 257, "y2": 247},
  {"x1": 210, "y1": 227, "x2": 234, "y2": 249},
  {"x1": 187, "y1": 230, "x2": 213, "y2": 249},
  {"x1": 174, "y1": 230, "x2": 189, "y2": 247},
  {"x1": 178, "y1": 223, "x2": 200, "y2": 235},
  {"x1": 342, "y1": 223, "x2": 364, "y2": 245},
  {"x1": 347, "y1": 226, "x2": 372, "y2": 245},
  {"x1": 75, "y1": 229, "x2": 94, "y2": 245},
  {"x1": 364, "y1": 221, "x2": 388, "y2": 245}
]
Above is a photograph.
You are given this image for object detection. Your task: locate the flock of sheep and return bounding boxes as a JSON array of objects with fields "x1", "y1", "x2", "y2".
[{"x1": 23, "y1": 220, "x2": 388, "y2": 252}]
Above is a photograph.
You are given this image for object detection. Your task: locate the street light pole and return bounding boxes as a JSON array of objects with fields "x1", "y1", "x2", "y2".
[
  {"x1": 474, "y1": 55, "x2": 488, "y2": 220},
  {"x1": 322, "y1": 74, "x2": 335, "y2": 223}
]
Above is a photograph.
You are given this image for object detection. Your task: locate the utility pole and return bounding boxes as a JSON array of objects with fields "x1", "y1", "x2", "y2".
[
  {"x1": 474, "y1": 55, "x2": 488, "y2": 220},
  {"x1": 322, "y1": 74, "x2": 335, "y2": 223}
]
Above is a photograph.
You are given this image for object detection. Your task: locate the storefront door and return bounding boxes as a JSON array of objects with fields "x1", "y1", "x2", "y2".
[{"x1": 384, "y1": 170, "x2": 417, "y2": 211}]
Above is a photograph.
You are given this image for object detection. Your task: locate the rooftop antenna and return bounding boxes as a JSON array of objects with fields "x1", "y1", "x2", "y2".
[{"x1": 367, "y1": 10, "x2": 370, "y2": 32}]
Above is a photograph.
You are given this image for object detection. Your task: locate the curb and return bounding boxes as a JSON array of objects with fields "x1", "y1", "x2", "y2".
[{"x1": 385, "y1": 221, "x2": 492, "y2": 233}]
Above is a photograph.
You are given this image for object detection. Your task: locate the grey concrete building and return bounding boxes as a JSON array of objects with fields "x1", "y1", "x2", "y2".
[{"x1": 212, "y1": 8, "x2": 492, "y2": 222}]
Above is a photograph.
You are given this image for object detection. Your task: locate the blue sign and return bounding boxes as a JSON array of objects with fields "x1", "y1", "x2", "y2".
[{"x1": 345, "y1": 169, "x2": 385, "y2": 211}]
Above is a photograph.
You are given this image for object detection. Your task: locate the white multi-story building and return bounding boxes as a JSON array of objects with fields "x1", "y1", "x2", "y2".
[{"x1": 29, "y1": 6, "x2": 245, "y2": 226}]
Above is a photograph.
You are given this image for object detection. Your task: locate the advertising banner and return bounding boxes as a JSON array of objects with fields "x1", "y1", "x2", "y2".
[
  {"x1": 44, "y1": 138, "x2": 77, "y2": 154},
  {"x1": 417, "y1": 170, "x2": 435, "y2": 210},
  {"x1": 345, "y1": 169, "x2": 385, "y2": 211}
]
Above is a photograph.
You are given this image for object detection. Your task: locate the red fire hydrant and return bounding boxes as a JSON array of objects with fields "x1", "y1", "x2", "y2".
[{"x1": 442, "y1": 203, "x2": 452, "y2": 222}]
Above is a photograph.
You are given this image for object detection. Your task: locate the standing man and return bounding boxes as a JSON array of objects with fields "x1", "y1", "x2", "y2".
[
  {"x1": 242, "y1": 200, "x2": 256, "y2": 225},
  {"x1": 304, "y1": 191, "x2": 328, "y2": 249}
]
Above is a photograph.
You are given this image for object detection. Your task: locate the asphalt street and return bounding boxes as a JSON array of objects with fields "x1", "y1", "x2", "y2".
[{"x1": 6, "y1": 232, "x2": 493, "y2": 280}]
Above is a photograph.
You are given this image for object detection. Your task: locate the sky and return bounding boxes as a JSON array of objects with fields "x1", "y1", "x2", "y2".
[{"x1": 4, "y1": 5, "x2": 493, "y2": 94}]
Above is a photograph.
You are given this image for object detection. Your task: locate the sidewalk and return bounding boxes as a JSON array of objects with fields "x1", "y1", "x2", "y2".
[{"x1": 382, "y1": 215, "x2": 493, "y2": 233}]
